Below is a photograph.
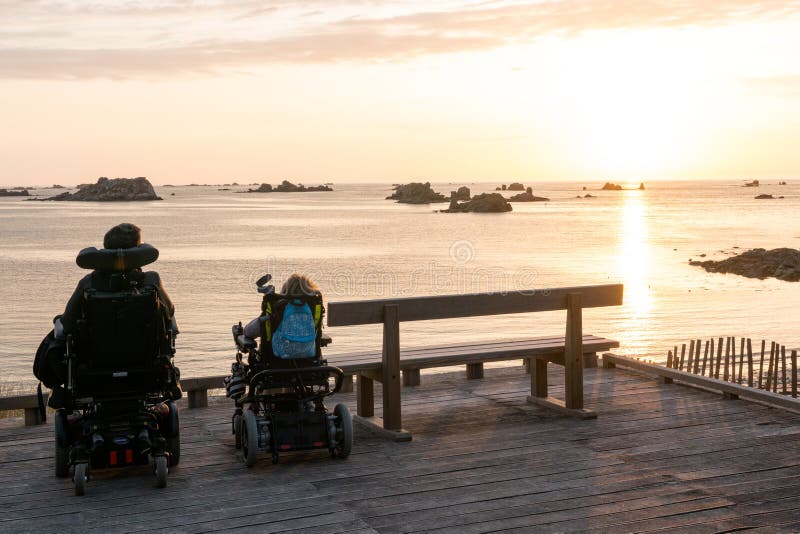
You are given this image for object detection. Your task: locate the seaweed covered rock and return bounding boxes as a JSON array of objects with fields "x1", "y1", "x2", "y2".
[
  {"x1": 444, "y1": 193, "x2": 512, "y2": 213},
  {"x1": 48, "y1": 177, "x2": 161, "y2": 201},
  {"x1": 387, "y1": 182, "x2": 447, "y2": 204},
  {"x1": 509, "y1": 187, "x2": 548, "y2": 202},
  {"x1": 274, "y1": 180, "x2": 332, "y2": 192},
  {"x1": 690, "y1": 248, "x2": 800, "y2": 282},
  {"x1": 0, "y1": 188, "x2": 29, "y2": 197},
  {"x1": 248, "y1": 183, "x2": 273, "y2": 192},
  {"x1": 246, "y1": 181, "x2": 332, "y2": 193}
]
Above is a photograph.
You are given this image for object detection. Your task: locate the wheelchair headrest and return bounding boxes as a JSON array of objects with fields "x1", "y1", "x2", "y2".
[{"x1": 76, "y1": 243, "x2": 159, "y2": 272}]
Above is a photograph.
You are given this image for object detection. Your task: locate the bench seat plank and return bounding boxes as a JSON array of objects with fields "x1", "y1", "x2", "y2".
[{"x1": 327, "y1": 335, "x2": 619, "y2": 373}]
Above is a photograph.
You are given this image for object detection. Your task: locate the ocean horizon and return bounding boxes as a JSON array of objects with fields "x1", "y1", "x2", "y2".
[{"x1": 2, "y1": 179, "x2": 798, "y2": 388}]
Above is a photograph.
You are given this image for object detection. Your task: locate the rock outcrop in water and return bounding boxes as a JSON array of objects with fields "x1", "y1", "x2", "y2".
[
  {"x1": 601, "y1": 182, "x2": 623, "y2": 190},
  {"x1": 755, "y1": 194, "x2": 777, "y2": 199},
  {"x1": 444, "y1": 193, "x2": 512, "y2": 213},
  {"x1": 454, "y1": 186, "x2": 471, "y2": 201},
  {"x1": 48, "y1": 177, "x2": 161, "y2": 201},
  {"x1": 507, "y1": 182, "x2": 525, "y2": 191},
  {"x1": 0, "y1": 188, "x2": 29, "y2": 197},
  {"x1": 690, "y1": 248, "x2": 800, "y2": 282},
  {"x1": 509, "y1": 187, "x2": 549, "y2": 202},
  {"x1": 744, "y1": 180, "x2": 760, "y2": 187},
  {"x1": 387, "y1": 182, "x2": 447, "y2": 204},
  {"x1": 246, "y1": 181, "x2": 332, "y2": 193}
]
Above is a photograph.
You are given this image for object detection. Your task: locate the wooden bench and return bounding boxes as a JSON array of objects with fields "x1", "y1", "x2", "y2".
[
  {"x1": 326, "y1": 284, "x2": 623, "y2": 440},
  {"x1": 181, "y1": 376, "x2": 227, "y2": 409},
  {"x1": 0, "y1": 393, "x2": 48, "y2": 426}
]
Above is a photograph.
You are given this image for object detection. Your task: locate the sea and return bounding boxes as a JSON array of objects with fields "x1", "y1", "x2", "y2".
[{"x1": 1, "y1": 180, "x2": 798, "y2": 389}]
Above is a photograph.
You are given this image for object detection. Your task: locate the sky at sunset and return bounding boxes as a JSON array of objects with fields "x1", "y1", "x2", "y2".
[{"x1": 2, "y1": 0, "x2": 800, "y2": 186}]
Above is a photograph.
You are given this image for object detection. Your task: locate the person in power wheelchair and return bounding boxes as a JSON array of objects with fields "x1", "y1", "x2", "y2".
[
  {"x1": 226, "y1": 273, "x2": 352, "y2": 467},
  {"x1": 52, "y1": 224, "x2": 181, "y2": 495}
]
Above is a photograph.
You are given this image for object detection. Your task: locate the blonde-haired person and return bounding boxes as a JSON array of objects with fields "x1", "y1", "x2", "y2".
[
  {"x1": 281, "y1": 273, "x2": 320, "y2": 297},
  {"x1": 243, "y1": 274, "x2": 321, "y2": 339}
]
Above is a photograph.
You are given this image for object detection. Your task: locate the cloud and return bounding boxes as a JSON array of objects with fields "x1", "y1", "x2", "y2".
[{"x1": 1, "y1": 0, "x2": 799, "y2": 79}]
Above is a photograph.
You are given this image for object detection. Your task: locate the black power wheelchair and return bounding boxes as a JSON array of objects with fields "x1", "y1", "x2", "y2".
[
  {"x1": 53, "y1": 244, "x2": 181, "y2": 495},
  {"x1": 225, "y1": 274, "x2": 352, "y2": 467}
]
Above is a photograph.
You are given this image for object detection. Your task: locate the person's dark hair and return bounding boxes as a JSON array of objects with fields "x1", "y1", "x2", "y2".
[{"x1": 103, "y1": 223, "x2": 142, "y2": 249}]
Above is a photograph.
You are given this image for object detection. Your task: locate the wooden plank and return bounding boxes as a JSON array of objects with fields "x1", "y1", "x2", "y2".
[
  {"x1": 0, "y1": 394, "x2": 46, "y2": 411},
  {"x1": 715, "y1": 337, "x2": 723, "y2": 379},
  {"x1": 564, "y1": 293, "x2": 583, "y2": 410},
  {"x1": 381, "y1": 304, "x2": 402, "y2": 431},
  {"x1": 781, "y1": 345, "x2": 788, "y2": 395},
  {"x1": 792, "y1": 350, "x2": 798, "y2": 398},
  {"x1": 603, "y1": 353, "x2": 800, "y2": 413},
  {"x1": 759, "y1": 339, "x2": 766, "y2": 389},
  {"x1": 326, "y1": 284, "x2": 623, "y2": 326}
]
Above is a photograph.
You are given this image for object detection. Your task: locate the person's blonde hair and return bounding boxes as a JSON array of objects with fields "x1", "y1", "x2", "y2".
[{"x1": 281, "y1": 273, "x2": 320, "y2": 296}]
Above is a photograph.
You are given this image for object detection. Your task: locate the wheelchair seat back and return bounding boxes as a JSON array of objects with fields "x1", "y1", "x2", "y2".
[{"x1": 73, "y1": 282, "x2": 173, "y2": 398}]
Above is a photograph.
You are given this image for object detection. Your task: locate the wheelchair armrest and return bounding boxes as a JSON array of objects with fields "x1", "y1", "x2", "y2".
[
  {"x1": 53, "y1": 316, "x2": 66, "y2": 340},
  {"x1": 236, "y1": 335, "x2": 257, "y2": 351},
  {"x1": 320, "y1": 333, "x2": 332, "y2": 347}
]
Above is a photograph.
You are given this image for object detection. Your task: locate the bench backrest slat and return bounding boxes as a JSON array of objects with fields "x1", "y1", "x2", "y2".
[{"x1": 327, "y1": 284, "x2": 623, "y2": 326}]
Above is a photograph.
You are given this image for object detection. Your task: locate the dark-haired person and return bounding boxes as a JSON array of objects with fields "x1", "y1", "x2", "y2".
[{"x1": 60, "y1": 223, "x2": 176, "y2": 334}]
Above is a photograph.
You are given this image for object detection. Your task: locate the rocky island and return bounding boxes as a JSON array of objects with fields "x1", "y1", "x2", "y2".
[
  {"x1": 46, "y1": 177, "x2": 161, "y2": 201},
  {"x1": 0, "y1": 189, "x2": 29, "y2": 197},
  {"x1": 690, "y1": 248, "x2": 800, "y2": 282},
  {"x1": 601, "y1": 182, "x2": 623, "y2": 190},
  {"x1": 508, "y1": 187, "x2": 549, "y2": 202},
  {"x1": 386, "y1": 182, "x2": 447, "y2": 204},
  {"x1": 443, "y1": 193, "x2": 512, "y2": 213},
  {"x1": 246, "y1": 180, "x2": 333, "y2": 193}
]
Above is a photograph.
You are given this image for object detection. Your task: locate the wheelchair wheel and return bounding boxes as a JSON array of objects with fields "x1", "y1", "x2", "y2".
[
  {"x1": 54, "y1": 410, "x2": 69, "y2": 478},
  {"x1": 167, "y1": 434, "x2": 180, "y2": 466},
  {"x1": 154, "y1": 455, "x2": 168, "y2": 488},
  {"x1": 165, "y1": 402, "x2": 180, "y2": 466},
  {"x1": 73, "y1": 463, "x2": 88, "y2": 496},
  {"x1": 233, "y1": 413, "x2": 242, "y2": 450},
  {"x1": 331, "y1": 404, "x2": 352, "y2": 459},
  {"x1": 242, "y1": 410, "x2": 259, "y2": 467}
]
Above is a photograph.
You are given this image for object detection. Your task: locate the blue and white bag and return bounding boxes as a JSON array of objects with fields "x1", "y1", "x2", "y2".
[{"x1": 271, "y1": 300, "x2": 317, "y2": 359}]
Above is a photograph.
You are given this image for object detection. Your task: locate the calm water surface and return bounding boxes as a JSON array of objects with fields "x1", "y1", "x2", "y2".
[{"x1": 1, "y1": 180, "x2": 798, "y2": 388}]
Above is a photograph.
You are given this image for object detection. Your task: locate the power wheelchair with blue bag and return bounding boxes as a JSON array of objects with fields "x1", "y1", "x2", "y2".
[
  {"x1": 53, "y1": 244, "x2": 181, "y2": 495},
  {"x1": 225, "y1": 274, "x2": 352, "y2": 467}
]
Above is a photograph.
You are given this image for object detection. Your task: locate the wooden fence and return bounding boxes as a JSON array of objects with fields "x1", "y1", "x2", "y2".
[{"x1": 665, "y1": 338, "x2": 798, "y2": 397}]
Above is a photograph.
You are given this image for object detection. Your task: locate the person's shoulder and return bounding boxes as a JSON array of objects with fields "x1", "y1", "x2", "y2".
[{"x1": 141, "y1": 270, "x2": 162, "y2": 283}]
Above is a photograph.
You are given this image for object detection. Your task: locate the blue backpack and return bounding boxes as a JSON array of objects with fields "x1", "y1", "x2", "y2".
[{"x1": 271, "y1": 299, "x2": 318, "y2": 359}]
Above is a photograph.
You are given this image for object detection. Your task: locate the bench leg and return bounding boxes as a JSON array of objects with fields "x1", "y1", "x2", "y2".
[
  {"x1": 187, "y1": 389, "x2": 208, "y2": 409},
  {"x1": 402, "y1": 369, "x2": 420, "y2": 387},
  {"x1": 466, "y1": 363, "x2": 484, "y2": 380},
  {"x1": 583, "y1": 352, "x2": 598, "y2": 369},
  {"x1": 530, "y1": 357, "x2": 548, "y2": 398},
  {"x1": 357, "y1": 375, "x2": 374, "y2": 418},
  {"x1": 24, "y1": 407, "x2": 43, "y2": 426},
  {"x1": 340, "y1": 374, "x2": 354, "y2": 393}
]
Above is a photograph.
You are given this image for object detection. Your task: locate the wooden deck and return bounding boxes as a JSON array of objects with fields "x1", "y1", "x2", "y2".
[{"x1": 3, "y1": 363, "x2": 800, "y2": 533}]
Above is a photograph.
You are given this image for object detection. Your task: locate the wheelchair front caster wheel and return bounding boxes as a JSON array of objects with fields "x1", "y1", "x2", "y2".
[
  {"x1": 73, "y1": 463, "x2": 88, "y2": 496},
  {"x1": 155, "y1": 455, "x2": 168, "y2": 488}
]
